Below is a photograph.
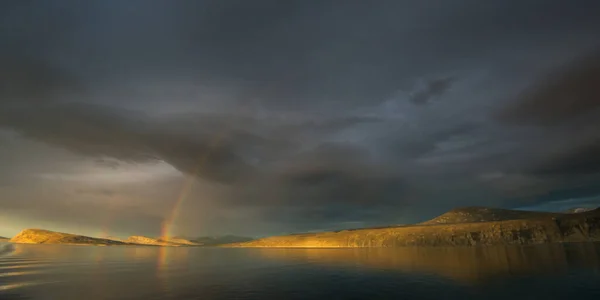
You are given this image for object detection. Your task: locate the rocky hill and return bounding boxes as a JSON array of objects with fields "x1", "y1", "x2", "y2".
[
  {"x1": 420, "y1": 207, "x2": 561, "y2": 225},
  {"x1": 8, "y1": 230, "x2": 202, "y2": 247},
  {"x1": 10, "y1": 229, "x2": 129, "y2": 246},
  {"x1": 565, "y1": 207, "x2": 598, "y2": 214},
  {"x1": 226, "y1": 207, "x2": 600, "y2": 248}
]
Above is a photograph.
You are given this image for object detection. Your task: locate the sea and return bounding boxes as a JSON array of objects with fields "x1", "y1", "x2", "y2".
[{"x1": 1, "y1": 242, "x2": 599, "y2": 300}]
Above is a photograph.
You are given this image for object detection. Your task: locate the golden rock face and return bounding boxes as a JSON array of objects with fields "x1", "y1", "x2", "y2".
[
  {"x1": 7, "y1": 229, "x2": 201, "y2": 247},
  {"x1": 9, "y1": 229, "x2": 128, "y2": 246},
  {"x1": 227, "y1": 207, "x2": 600, "y2": 248},
  {"x1": 419, "y1": 207, "x2": 562, "y2": 225}
]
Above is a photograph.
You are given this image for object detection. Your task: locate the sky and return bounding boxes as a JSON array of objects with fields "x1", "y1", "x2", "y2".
[{"x1": 1, "y1": 0, "x2": 600, "y2": 238}]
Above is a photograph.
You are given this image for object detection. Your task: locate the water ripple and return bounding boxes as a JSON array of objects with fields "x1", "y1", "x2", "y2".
[
  {"x1": 0, "y1": 264, "x2": 52, "y2": 270},
  {"x1": 0, "y1": 281, "x2": 59, "y2": 292},
  {"x1": 0, "y1": 244, "x2": 15, "y2": 256},
  {"x1": 1, "y1": 243, "x2": 600, "y2": 299},
  {"x1": 0, "y1": 271, "x2": 45, "y2": 278}
]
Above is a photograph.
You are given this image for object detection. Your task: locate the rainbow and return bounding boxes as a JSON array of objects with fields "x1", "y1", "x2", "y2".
[
  {"x1": 97, "y1": 199, "x2": 115, "y2": 239},
  {"x1": 159, "y1": 173, "x2": 196, "y2": 240},
  {"x1": 159, "y1": 128, "x2": 230, "y2": 241}
]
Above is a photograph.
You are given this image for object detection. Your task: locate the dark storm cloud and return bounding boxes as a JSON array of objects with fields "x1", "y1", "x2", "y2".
[
  {"x1": 285, "y1": 169, "x2": 348, "y2": 186},
  {"x1": 0, "y1": 102, "x2": 384, "y2": 184},
  {"x1": 0, "y1": 0, "x2": 86, "y2": 104},
  {"x1": 94, "y1": 158, "x2": 121, "y2": 169},
  {"x1": 497, "y1": 50, "x2": 600, "y2": 126},
  {"x1": 408, "y1": 77, "x2": 456, "y2": 105},
  {"x1": 4, "y1": 0, "x2": 597, "y2": 111},
  {"x1": 257, "y1": 142, "x2": 407, "y2": 208},
  {"x1": 492, "y1": 48, "x2": 600, "y2": 181},
  {"x1": 2, "y1": 0, "x2": 600, "y2": 235},
  {"x1": 0, "y1": 104, "x2": 154, "y2": 162},
  {"x1": 532, "y1": 139, "x2": 600, "y2": 176},
  {"x1": 0, "y1": 103, "x2": 255, "y2": 182},
  {"x1": 0, "y1": 55, "x2": 83, "y2": 104},
  {"x1": 74, "y1": 188, "x2": 116, "y2": 197},
  {"x1": 381, "y1": 122, "x2": 482, "y2": 160},
  {"x1": 279, "y1": 167, "x2": 405, "y2": 207}
]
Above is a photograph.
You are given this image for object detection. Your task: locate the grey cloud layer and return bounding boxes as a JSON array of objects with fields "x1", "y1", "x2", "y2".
[{"x1": 1, "y1": 0, "x2": 600, "y2": 236}]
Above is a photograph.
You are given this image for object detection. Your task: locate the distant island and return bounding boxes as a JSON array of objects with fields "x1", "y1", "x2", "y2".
[
  {"x1": 8, "y1": 229, "x2": 221, "y2": 246},
  {"x1": 8, "y1": 229, "x2": 202, "y2": 246},
  {"x1": 7, "y1": 229, "x2": 254, "y2": 247},
  {"x1": 119, "y1": 235, "x2": 254, "y2": 246},
  {"x1": 0, "y1": 236, "x2": 9, "y2": 242},
  {"x1": 9, "y1": 229, "x2": 131, "y2": 246},
  {"x1": 122, "y1": 236, "x2": 202, "y2": 246},
  {"x1": 190, "y1": 235, "x2": 254, "y2": 246},
  {"x1": 225, "y1": 206, "x2": 600, "y2": 247}
]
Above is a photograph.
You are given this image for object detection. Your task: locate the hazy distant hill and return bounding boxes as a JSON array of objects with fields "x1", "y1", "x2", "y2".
[
  {"x1": 226, "y1": 207, "x2": 600, "y2": 248},
  {"x1": 0, "y1": 236, "x2": 9, "y2": 242},
  {"x1": 7, "y1": 229, "x2": 229, "y2": 247},
  {"x1": 164, "y1": 237, "x2": 202, "y2": 246},
  {"x1": 191, "y1": 235, "x2": 254, "y2": 246},
  {"x1": 126, "y1": 236, "x2": 200, "y2": 246},
  {"x1": 10, "y1": 229, "x2": 129, "y2": 246},
  {"x1": 104, "y1": 236, "x2": 126, "y2": 243}
]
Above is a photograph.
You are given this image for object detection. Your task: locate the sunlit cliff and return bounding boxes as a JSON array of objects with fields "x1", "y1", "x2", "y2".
[
  {"x1": 226, "y1": 207, "x2": 600, "y2": 247},
  {"x1": 9, "y1": 229, "x2": 129, "y2": 246}
]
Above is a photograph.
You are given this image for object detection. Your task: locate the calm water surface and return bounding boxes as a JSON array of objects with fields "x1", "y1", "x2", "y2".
[{"x1": 1, "y1": 242, "x2": 599, "y2": 299}]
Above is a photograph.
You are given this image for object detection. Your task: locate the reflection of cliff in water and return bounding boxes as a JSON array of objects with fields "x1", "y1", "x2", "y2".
[
  {"x1": 258, "y1": 243, "x2": 600, "y2": 283},
  {"x1": 0, "y1": 243, "x2": 15, "y2": 256}
]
